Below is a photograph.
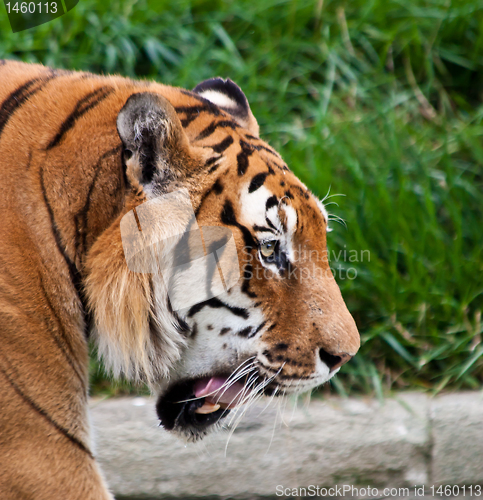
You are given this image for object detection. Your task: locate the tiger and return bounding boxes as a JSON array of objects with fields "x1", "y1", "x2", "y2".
[{"x1": 0, "y1": 59, "x2": 360, "y2": 500}]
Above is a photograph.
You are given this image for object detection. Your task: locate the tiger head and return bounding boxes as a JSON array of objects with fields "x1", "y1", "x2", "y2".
[{"x1": 85, "y1": 78, "x2": 359, "y2": 441}]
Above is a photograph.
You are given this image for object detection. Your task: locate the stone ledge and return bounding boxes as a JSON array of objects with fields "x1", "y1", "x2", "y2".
[
  {"x1": 430, "y1": 392, "x2": 483, "y2": 485},
  {"x1": 89, "y1": 391, "x2": 483, "y2": 499}
]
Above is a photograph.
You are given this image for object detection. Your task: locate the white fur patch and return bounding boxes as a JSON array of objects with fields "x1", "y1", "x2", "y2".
[
  {"x1": 166, "y1": 289, "x2": 265, "y2": 387},
  {"x1": 315, "y1": 198, "x2": 329, "y2": 222},
  {"x1": 239, "y1": 184, "x2": 274, "y2": 228},
  {"x1": 315, "y1": 198, "x2": 331, "y2": 232},
  {"x1": 198, "y1": 90, "x2": 238, "y2": 109},
  {"x1": 239, "y1": 182, "x2": 301, "y2": 273},
  {"x1": 280, "y1": 202, "x2": 297, "y2": 260},
  {"x1": 281, "y1": 203, "x2": 297, "y2": 233}
]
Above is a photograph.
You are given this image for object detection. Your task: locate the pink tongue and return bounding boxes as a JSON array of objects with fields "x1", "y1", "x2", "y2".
[{"x1": 194, "y1": 376, "x2": 248, "y2": 409}]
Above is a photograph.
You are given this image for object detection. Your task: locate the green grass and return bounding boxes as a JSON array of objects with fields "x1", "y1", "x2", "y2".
[{"x1": 1, "y1": 0, "x2": 482, "y2": 396}]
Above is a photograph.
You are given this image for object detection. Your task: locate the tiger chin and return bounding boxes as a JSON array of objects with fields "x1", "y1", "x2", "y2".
[{"x1": 0, "y1": 59, "x2": 359, "y2": 499}]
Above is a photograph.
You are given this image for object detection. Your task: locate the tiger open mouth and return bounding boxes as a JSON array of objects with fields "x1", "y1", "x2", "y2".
[{"x1": 155, "y1": 375, "x2": 252, "y2": 440}]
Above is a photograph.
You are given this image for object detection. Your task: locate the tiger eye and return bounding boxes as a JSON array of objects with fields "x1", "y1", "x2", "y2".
[{"x1": 260, "y1": 241, "x2": 276, "y2": 258}]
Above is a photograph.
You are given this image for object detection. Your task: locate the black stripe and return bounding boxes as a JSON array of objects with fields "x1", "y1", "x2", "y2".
[
  {"x1": 179, "y1": 89, "x2": 199, "y2": 98},
  {"x1": 237, "y1": 139, "x2": 254, "y2": 176},
  {"x1": 255, "y1": 144, "x2": 282, "y2": 159},
  {"x1": 166, "y1": 296, "x2": 190, "y2": 335},
  {"x1": 241, "y1": 263, "x2": 257, "y2": 298},
  {"x1": 238, "y1": 326, "x2": 252, "y2": 337},
  {"x1": 208, "y1": 162, "x2": 221, "y2": 174},
  {"x1": 175, "y1": 103, "x2": 222, "y2": 127},
  {"x1": 237, "y1": 153, "x2": 249, "y2": 176},
  {"x1": 205, "y1": 156, "x2": 219, "y2": 167},
  {"x1": 253, "y1": 224, "x2": 275, "y2": 234},
  {"x1": 180, "y1": 115, "x2": 198, "y2": 128},
  {"x1": 205, "y1": 156, "x2": 221, "y2": 174},
  {"x1": 275, "y1": 342, "x2": 288, "y2": 350},
  {"x1": 248, "y1": 320, "x2": 267, "y2": 338},
  {"x1": 209, "y1": 135, "x2": 234, "y2": 153},
  {"x1": 150, "y1": 284, "x2": 191, "y2": 343},
  {"x1": 46, "y1": 86, "x2": 114, "y2": 150},
  {"x1": 213, "y1": 179, "x2": 224, "y2": 194},
  {"x1": 263, "y1": 349, "x2": 274, "y2": 362},
  {"x1": 149, "y1": 312, "x2": 163, "y2": 347},
  {"x1": 175, "y1": 105, "x2": 211, "y2": 114},
  {"x1": 265, "y1": 157, "x2": 289, "y2": 172},
  {"x1": 191, "y1": 322, "x2": 199, "y2": 338},
  {"x1": 38, "y1": 277, "x2": 87, "y2": 393},
  {"x1": 121, "y1": 147, "x2": 130, "y2": 187},
  {"x1": 266, "y1": 195, "x2": 278, "y2": 210},
  {"x1": 187, "y1": 297, "x2": 249, "y2": 319},
  {"x1": 220, "y1": 327, "x2": 231, "y2": 335},
  {"x1": 25, "y1": 150, "x2": 33, "y2": 170},
  {"x1": 195, "y1": 119, "x2": 238, "y2": 141},
  {"x1": 0, "y1": 363, "x2": 93, "y2": 458},
  {"x1": 0, "y1": 72, "x2": 57, "y2": 140},
  {"x1": 292, "y1": 185, "x2": 310, "y2": 200},
  {"x1": 177, "y1": 106, "x2": 206, "y2": 127},
  {"x1": 248, "y1": 172, "x2": 268, "y2": 193},
  {"x1": 74, "y1": 163, "x2": 101, "y2": 256},
  {"x1": 221, "y1": 200, "x2": 257, "y2": 249},
  {"x1": 0, "y1": 78, "x2": 43, "y2": 128},
  {"x1": 243, "y1": 134, "x2": 282, "y2": 158},
  {"x1": 265, "y1": 216, "x2": 279, "y2": 232},
  {"x1": 39, "y1": 168, "x2": 88, "y2": 335},
  {"x1": 264, "y1": 158, "x2": 282, "y2": 174},
  {"x1": 74, "y1": 146, "x2": 122, "y2": 257},
  {"x1": 40, "y1": 168, "x2": 78, "y2": 285}
]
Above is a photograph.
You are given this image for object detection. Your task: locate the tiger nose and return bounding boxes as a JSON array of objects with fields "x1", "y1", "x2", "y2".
[{"x1": 319, "y1": 349, "x2": 353, "y2": 373}]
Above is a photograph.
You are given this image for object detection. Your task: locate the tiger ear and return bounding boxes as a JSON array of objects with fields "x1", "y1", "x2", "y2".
[
  {"x1": 117, "y1": 92, "x2": 203, "y2": 188},
  {"x1": 193, "y1": 78, "x2": 260, "y2": 137}
]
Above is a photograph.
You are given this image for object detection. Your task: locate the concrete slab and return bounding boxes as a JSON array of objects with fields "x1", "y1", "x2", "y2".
[{"x1": 90, "y1": 393, "x2": 441, "y2": 499}]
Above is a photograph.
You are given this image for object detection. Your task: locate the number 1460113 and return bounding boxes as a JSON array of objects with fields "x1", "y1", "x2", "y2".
[
  {"x1": 5, "y1": 2, "x2": 58, "y2": 13},
  {"x1": 430, "y1": 485, "x2": 482, "y2": 496}
]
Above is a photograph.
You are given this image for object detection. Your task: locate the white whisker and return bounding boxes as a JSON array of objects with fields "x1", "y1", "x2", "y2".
[
  {"x1": 328, "y1": 213, "x2": 347, "y2": 228},
  {"x1": 223, "y1": 362, "x2": 287, "y2": 453}
]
